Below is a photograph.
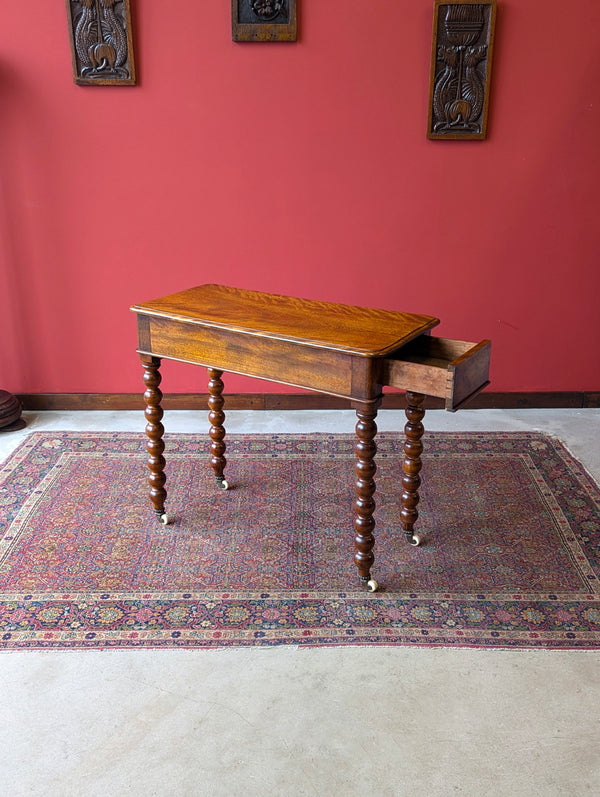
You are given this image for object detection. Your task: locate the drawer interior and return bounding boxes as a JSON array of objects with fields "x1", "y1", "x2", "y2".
[{"x1": 382, "y1": 336, "x2": 491, "y2": 411}]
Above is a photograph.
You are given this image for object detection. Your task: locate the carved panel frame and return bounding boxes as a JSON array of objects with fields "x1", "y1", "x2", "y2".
[
  {"x1": 232, "y1": 0, "x2": 297, "y2": 42},
  {"x1": 427, "y1": 0, "x2": 496, "y2": 140},
  {"x1": 66, "y1": 0, "x2": 136, "y2": 86}
]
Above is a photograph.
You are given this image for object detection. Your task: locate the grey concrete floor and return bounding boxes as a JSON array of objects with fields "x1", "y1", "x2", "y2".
[{"x1": 1, "y1": 408, "x2": 600, "y2": 796}]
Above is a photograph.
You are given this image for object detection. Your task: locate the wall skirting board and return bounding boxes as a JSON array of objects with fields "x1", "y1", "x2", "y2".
[{"x1": 16, "y1": 393, "x2": 600, "y2": 412}]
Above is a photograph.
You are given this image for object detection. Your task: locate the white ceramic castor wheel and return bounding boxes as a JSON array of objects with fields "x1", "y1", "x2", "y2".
[
  {"x1": 160, "y1": 512, "x2": 171, "y2": 525},
  {"x1": 220, "y1": 479, "x2": 230, "y2": 490},
  {"x1": 366, "y1": 579, "x2": 379, "y2": 593},
  {"x1": 410, "y1": 534, "x2": 421, "y2": 547}
]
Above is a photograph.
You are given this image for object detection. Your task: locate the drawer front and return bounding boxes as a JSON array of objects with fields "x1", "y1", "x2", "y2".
[{"x1": 382, "y1": 337, "x2": 491, "y2": 411}]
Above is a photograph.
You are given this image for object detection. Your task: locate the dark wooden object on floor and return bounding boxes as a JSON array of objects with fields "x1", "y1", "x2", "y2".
[
  {"x1": 0, "y1": 391, "x2": 26, "y2": 433},
  {"x1": 131, "y1": 284, "x2": 491, "y2": 591}
]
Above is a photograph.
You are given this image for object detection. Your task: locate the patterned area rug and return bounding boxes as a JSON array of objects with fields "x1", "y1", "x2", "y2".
[{"x1": 1, "y1": 431, "x2": 600, "y2": 650}]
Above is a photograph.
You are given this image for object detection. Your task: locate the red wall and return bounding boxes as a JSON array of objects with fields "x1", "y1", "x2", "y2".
[{"x1": 1, "y1": 3, "x2": 599, "y2": 395}]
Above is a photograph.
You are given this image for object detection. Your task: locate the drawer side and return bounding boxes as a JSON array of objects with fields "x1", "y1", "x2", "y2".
[{"x1": 448, "y1": 340, "x2": 491, "y2": 411}]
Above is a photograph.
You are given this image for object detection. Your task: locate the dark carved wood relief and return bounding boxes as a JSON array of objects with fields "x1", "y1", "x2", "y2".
[
  {"x1": 66, "y1": 0, "x2": 136, "y2": 85},
  {"x1": 427, "y1": 0, "x2": 496, "y2": 140},
  {"x1": 232, "y1": 0, "x2": 297, "y2": 42}
]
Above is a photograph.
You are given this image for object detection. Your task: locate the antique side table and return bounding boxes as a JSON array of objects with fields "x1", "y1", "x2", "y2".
[{"x1": 131, "y1": 284, "x2": 491, "y2": 591}]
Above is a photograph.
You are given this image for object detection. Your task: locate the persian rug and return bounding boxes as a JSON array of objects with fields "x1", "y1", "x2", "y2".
[{"x1": 1, "y1": 431, "x2": 600, "y2": 650}]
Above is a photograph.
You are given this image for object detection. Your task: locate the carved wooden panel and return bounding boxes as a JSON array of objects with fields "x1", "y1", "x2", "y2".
[
  {"x1": 66, "y1": 0, "x2": 136, "y2": 85},
  {"x1": 232, "y1": 0, "x2": 297, "y2": 42},
  {"x1": 427, "y1": 0, "x2": 496, "y2": 140}
]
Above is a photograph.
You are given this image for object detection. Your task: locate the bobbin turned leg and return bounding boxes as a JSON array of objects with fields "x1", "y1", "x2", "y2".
[
  {"x1": 207, "y1": 368, "x2": 229, "y2": 490},
  {"x1": 353, "y1": 399, "x2": 382, "y2": 592},
  {"x1": 141, "y1": 355, "x2": 170, "y2": 524},
  {"x1": 401, "y1": 391, "x2": 425, "y2": 546}
]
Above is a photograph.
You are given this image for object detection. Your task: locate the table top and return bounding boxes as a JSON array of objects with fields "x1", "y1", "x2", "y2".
[{"x1": 131, "y1": 284, "x2": 440, "y2": 357}]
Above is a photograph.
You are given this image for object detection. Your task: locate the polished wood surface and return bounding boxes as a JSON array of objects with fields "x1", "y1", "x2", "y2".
[
  {"x1": 132, "y1": 283, "x2": 439, "y2": 356},
  {"x1": 132, "y1": 284, "x2": 491, "y2": 589}
]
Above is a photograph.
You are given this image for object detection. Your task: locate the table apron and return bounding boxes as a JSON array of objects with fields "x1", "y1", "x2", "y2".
[{"x1": 137, "y1": 315, "x2": 383, "y2": 401}]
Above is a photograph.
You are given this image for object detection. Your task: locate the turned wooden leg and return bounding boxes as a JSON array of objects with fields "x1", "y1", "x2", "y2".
[
  {"x1": 401, "y1": 391, "x2": 425, "y2": 546},
  {"x1": 207, "y1": 368, "x2": 229, "y2": 490},
  {"x1": 353, "y1": 400, "x2": 381, "y2": 591},
  {"x1": 142, "y1": 355, "x2": 168, "y2": 523}
]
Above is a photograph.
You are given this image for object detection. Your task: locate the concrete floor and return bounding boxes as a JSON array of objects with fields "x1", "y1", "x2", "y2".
[{"x1": 1, "y1": 408, "x2": 600, "y2": 796}]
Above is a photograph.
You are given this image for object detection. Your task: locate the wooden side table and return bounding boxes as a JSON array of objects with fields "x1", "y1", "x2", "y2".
[{"x1": 131, "y1": 284, "x2": 491, "y2": 591}]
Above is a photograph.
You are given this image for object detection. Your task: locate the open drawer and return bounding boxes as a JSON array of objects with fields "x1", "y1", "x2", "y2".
[{"x1": 382, "y1": 336, "x2": 491, "y2": 411}]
